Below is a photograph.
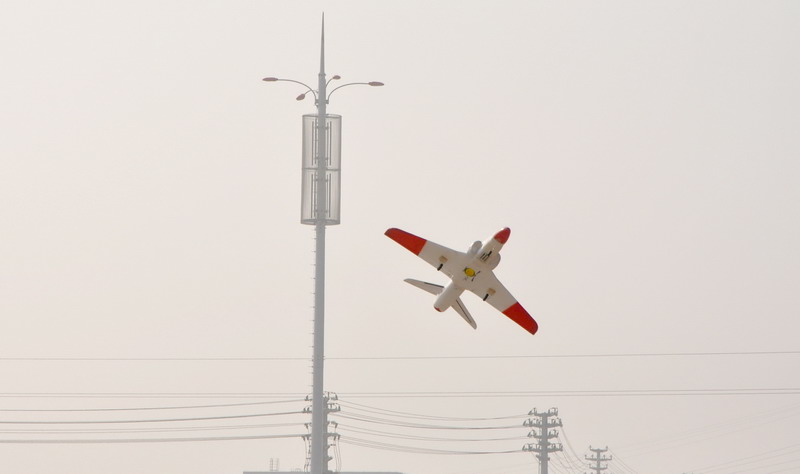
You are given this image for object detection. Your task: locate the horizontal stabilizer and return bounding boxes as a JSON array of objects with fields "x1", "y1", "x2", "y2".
[{"x1": 404, "y1": 278, "x2": 443, "y2": 295}]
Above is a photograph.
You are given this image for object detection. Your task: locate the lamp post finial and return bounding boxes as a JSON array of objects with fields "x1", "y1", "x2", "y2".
[{"x1": 319, "y1": 13, "x2": 325, "y2": 76}]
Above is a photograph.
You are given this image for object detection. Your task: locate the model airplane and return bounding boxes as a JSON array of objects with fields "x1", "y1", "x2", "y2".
[{"x1": 385, "y1": 227, "x2": 538, "y2": 335}]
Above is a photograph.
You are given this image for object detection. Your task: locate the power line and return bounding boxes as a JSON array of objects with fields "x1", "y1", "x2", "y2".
[
  {"x1": 335, "y1": 412, "x2": 520, "y2": 431},
  {"x1": 687, "y1": 442, "x2": 800, "y2": 473},
  {"x1": 619, "y1": 402, "x2": 800, "y2": 454},
  {"x1": 338, "y1": 400, "x2": 527, "y2": 421},
  {"x1": 0, "y1": 398, "x2": 304, "y2": 412},
  {"x1": 0, "y1": 410, "x2": 304, "y2": 425},
  {"x1": 330, "y1": 350, "x2": 800, "y2": 360},
  {"x1": 765, "y1": 463, "x2": 800, "y2": 474},
  {"x1": 0, "y1": 433, "x2": 304, "y2": 444},
  {"x1": 336, "y1": 425, "x2": 526, "y2": 443},
  {"x1": 0, "y1": 421, "x2": 307, "y2": 435},
  {"x1": 1, "y1": 350, "x2": 796, "y2": 361},
  {"x1": 559, "y1": 426, "x2": 590, "y2": 468},
  {"x1": 338, "y1": 435, "x2": 522, "y2": 455},
  {"x1": 336, "y1": 388, "x2": 800, "y2": 398},
  {"x1": 0, "y1": 393, "x2": 307, "y2": 399},
  {"x1": 443, "y1": 461, "x2": 533, "y2": 474},
  {"x1": 0, "y1": 357, "x2": 309, "y2": 361},
  {"x1": 722, "y1": 457, "x2": 800, "y2": 473},
  {"x1": 608, "y1": 449, "x2": 640, "y2": 474},
  {"x1": 0, "y1": 388, "x2": 797, "y2": 401},
  {"x1": 552, "y1": 451, "x2": 582, "y2": 473}
]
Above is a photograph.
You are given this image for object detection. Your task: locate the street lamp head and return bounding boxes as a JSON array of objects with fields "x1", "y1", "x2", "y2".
[
  {"x1": 296, "y1": 93, "x2": 307, "y2": 101},
  {"x1": 332, "y1": 75, "x2": 341, "y2": 80},
  {"x1": 262, "y1": 77, "x2": 279, "y2": 82},
  {"x1": 368, "y1": 81, "x2": 384, "y2": 86}
]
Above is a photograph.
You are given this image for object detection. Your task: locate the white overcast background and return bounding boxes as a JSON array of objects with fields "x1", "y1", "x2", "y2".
[{"x1": 1, "y1": 1, "x2": 799, "y2": 473}]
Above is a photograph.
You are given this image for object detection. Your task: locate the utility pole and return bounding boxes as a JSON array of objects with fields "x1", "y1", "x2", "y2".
[
  {"x1": 262, "y1": 16, "x2": 383, "y2": 473},
  {"x1": 586, "y1": 446, "x2": 612, "y2": 474},
  {"x1": 302, "y1": 392, "x2": 341, "y2": 472},
  {"x1": 523, "y1": 408, "x2": 563, "y2": 474}
]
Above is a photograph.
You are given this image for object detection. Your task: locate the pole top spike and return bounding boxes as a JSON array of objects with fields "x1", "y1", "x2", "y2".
[{"x1": 319, "y1": 13, "x2": 325, "y2": 75}]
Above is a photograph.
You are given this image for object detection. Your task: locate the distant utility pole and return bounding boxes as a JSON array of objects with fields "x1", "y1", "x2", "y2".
[
  {"x1": 586, "y1": 446, "x2": 612, "y2": 474},
  {"x1": 523, "y1": 408, "x2": 563, "y2": 474}
]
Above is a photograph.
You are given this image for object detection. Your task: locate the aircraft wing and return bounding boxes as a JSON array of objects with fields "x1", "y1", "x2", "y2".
[
  {"x1": 469, "y1": 272, "x2": 538, "y2": 335},
  {"x1": 385, "y1": 228, "x2": 467, "y2": 278}
]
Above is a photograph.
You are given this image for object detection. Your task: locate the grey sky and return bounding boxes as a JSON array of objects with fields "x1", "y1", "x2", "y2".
[{"x1": 1, "y1": 1, "x2": 799, "y2": 473}]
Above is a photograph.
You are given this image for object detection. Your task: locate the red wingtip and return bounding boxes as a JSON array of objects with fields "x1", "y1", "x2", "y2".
[
  {"x1": 502, "y1": 302, "x2": 538, "y2": 335},
  {"x1": 385, "y1": 228, "x2": 427, "y2": 255},
  {"x1": 494, "y1": 227, "x2": 511, "y2": 244}
]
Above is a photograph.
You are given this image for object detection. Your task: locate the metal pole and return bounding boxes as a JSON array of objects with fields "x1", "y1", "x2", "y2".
[
  {"x1": 310, "y1": 17, "x2": 328, "y2": 474},
  {"x1": 524, "y1": 408, "x2": 563, "y2": 474},
  {"x1": 540, "y1": 412, "x2": 549, "y2": 474},
  {"x1": 262, "y1": 18, "x2": 382, "y2": 473}
]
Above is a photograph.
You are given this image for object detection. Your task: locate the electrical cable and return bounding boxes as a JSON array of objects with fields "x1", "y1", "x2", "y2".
[
  {"x1": 609, "y1": 449, "x2": 641, "y2": 474},
  {"x1": 766, "y1": 463, "x2": 800, "y2": 474},
  {"x1": 555, "y1": 447, "x2": 585, "y2": 472},
  {"x1": 335, "y1": 424, "x2": 527, "y2": 443},
  {"x1": 337, "y1": 388, "x2": 800, "y2": 398},
  {"x1": 338, "y1": 399, "x2": 527, "y2": 421},
  {"x1": 2, "y1": 350, "x2": 796, "y2": 361},
  {"x1": 0, "y1": 433, "x2": 304, "y2": 444},
  {"x1": 0, "y1": 392, "x2": 307, "y2": 399},
  {"x1": 0, "y1": 421, "x2": 307, "y2": 435},
  {"x1": 619, "y1": 402, "x2": 800, "y2": 454},
  {"x1": 722, "y1": 457, "x2": 800, "y2": 473},
  {"x1": 1, "y1": 388, "x2": 797, "y2": 399},
  {"x1": 0, "y1": 410, "x2": 305, "y2": 425},
  {"x1": 550, "y1": 452, "x2": 575, "y2": 474},
  {"x1": 557, "y1": 425, "x2": 588, "y2": 468},
  {"x1": 688, "y1": 443, "x2": 800, "y2": 473},
  {"x1": 443, "y1": 461, "x2": 534, "y2": 474},
  {"x1": 0, "y1": 398, "x2": 304, "y2": 412},
  {"x1": 335, "y1": 412, "x2": 521, "y2": 431},
  {"x1": 547, "y1": 457, "x2": 568, "y2": 474},
  {"x1": 338, "y1": 435, "x2": 522, "y2": 455}
]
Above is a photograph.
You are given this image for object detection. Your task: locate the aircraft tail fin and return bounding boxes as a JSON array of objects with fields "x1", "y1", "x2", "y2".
[
  {"x1": 403, "y1": 279, "x2": 477, "y2": 329},
  {"x1": 453, "y1": 297, "x2": 477, "y2": 329}
]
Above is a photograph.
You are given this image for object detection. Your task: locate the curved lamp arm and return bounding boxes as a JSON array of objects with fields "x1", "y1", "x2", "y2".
[
  {"x1": 326, "y1": 75, "x2": 341, "y2": 87},
  {"x1": 262, "y1": 77, "x2": 318, "y2": 101},
  {"x1": 326, "y1": 81, "x2": 384, "y2": 102}
]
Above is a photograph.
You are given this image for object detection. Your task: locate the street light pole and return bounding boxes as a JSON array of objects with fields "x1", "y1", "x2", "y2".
[
  {"x1": 310, "y1": 17, "x2": 328, "y2": 474},
  {"x1": 262, "y1": 17, "x2": 383, "y2": 474}
]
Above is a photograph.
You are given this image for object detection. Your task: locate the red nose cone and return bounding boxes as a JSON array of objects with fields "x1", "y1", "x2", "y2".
[{"x1": 494, "y1": 227, "x2": 511, "y2": 244}]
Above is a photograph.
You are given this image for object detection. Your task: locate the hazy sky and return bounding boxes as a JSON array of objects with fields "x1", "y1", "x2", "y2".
[{"x1": 1, "y1": 1, "x2": 799, "y2": 473}]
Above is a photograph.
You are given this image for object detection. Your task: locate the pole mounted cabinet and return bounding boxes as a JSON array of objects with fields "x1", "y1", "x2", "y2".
[{"x1": 301, "y1": 114, "x2": 341, "y2": 225}]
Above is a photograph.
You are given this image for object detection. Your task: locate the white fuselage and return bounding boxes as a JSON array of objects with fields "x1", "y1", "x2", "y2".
[{"x1": 433, "y1": 240, "x2": 501, "y2": 312}]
